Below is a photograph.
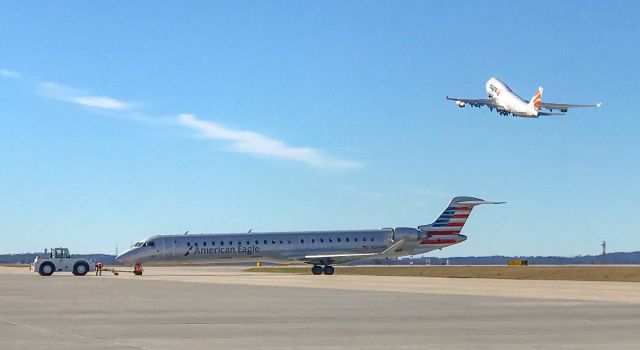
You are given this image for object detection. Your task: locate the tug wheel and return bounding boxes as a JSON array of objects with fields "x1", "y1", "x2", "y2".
[
  {"x1": 73, "y1": 261, "x2": 90, "y2": 276},
  {"x1": 39, "y1": 262, "x2": 55, "y2": 276}
]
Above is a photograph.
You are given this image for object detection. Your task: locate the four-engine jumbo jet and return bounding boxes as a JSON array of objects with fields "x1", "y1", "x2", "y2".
[
  {"x1": 446, "y1": 77, "x2": 601, "y2": 118},
  {"x1": 116, "y1": 196, "x2": 503, "y2": 275}
]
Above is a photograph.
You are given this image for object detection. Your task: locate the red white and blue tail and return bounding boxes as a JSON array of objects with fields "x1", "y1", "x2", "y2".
[{"x1": 418, "y1": 196, "x2": 504, "y2": 240}]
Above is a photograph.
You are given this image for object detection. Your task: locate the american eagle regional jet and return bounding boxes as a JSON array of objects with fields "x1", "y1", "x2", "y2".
[
  {"x1": 446, "y1": 77, "x2": 601, "y2": 118},
  {"x1": 116, "y1": 196, "x2": 503, "y2": 275}
]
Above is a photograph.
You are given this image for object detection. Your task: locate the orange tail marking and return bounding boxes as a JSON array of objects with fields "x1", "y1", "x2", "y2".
[{"x1": 533, "y1": 90, "x2": 541, "y2": 109}]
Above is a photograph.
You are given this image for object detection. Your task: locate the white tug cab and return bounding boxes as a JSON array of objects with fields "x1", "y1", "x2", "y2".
[{"x1": 31, "y1": 247, "x2": 93, "y2": 276}]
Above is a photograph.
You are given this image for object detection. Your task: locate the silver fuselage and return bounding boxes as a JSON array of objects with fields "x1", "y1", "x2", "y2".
[{"x1": 116, "y1": 228, "x2": 462, "y2": 265}]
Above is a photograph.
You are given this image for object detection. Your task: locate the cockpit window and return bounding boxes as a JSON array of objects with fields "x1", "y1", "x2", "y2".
[
  {"x1": 133, "y1": 242, "x2": 144, "y2": 247},
  {"x1": 144, "y1": 241, "x2": 156, "y2": 247}
]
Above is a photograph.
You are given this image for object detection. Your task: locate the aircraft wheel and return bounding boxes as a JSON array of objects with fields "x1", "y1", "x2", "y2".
[
  {"x1": 72, "y1": 261, "x2": 89, "y2": 276},
  {"x1": 38, "y1": 262, "x2": 55, "y2": 276},
  {"x1": 322, "y1": 265, "x2": 334, "y2": 275},
  {"x1": 311, "y1": 265, "x2": 323, "y2": 275}
]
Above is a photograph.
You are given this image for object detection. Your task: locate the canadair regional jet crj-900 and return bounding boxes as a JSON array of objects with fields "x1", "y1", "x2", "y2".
[
  {"x1": 446, "y1": 77, "x2": 601, "y2": 118},
  {"x1": 116, "y1": 196, "x2": 503, "y2": 275}
]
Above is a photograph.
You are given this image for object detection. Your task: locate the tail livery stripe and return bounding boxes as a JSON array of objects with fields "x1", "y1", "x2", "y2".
[
  {"x1": 420, "y1": 239, "x2": 458, "y2": 245},
  {"x1": 418, "y1": 196, "x2": 505, "y2": 237},
  {"x1": 529, "y1": 87, "x2": 543, "y2": 110}
]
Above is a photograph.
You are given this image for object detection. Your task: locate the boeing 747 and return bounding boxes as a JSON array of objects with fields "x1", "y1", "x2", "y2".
[
  {"x1": 116, "y1": 196, "x2": 503, "y2": 275},
  {"x1": 446, "y1": 77, "x2": 601, "y2": 118}
]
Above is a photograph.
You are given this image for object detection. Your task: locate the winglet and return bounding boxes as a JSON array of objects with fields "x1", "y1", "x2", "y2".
[{"x1": 596, "y1": 102, "x2": 602, "y2": 108}]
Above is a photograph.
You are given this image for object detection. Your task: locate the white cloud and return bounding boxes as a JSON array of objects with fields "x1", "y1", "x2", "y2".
[
  {"x1": 38, "y1": 81, "x2": 132, "y2": 111},
  {"x1": 0, "y1": 68, "x2": 21, "y2": 79},
  {"x1": 72, "y1": 96, "x2": 130, "y2": 110},
  {"x1": 5, "y1": 72, "x2": 361, "y2": 171},
  {"x1": 177, "y1": 114, "x2": 362, "y2": 170}
]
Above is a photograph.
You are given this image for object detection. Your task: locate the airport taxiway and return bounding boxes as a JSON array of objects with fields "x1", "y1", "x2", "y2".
[{"x1": 1, "y1": 266, "x2": 640, "y2": 349}]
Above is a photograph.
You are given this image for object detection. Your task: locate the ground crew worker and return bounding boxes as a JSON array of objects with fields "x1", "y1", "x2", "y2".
[
  {"x1": 133, "y1": 263, "x2": 143, "y2": 276},
  {"x1": 95, "y1": 262, "x2": 103, "y2": 276}
]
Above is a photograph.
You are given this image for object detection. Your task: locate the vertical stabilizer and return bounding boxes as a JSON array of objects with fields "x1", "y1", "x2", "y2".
[
  {"x1": 528, "y1": 87, "x2": 543, "y2": 110},
  {"x1": 418, "y1": 196, "x2": 504, "y2": 236}
]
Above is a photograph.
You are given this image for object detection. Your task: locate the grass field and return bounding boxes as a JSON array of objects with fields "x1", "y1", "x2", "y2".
[{"x1": 246, "y1": 265, "x2": 640, "y2": 282}]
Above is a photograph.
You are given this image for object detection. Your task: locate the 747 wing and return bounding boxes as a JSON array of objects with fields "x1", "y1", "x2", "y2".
[
  {"x1": 445, "y1": 96, "x2": 501, "y2": 110},
  {"x1": 533, "y1": 101, "x2": 602, "y2": 112}
]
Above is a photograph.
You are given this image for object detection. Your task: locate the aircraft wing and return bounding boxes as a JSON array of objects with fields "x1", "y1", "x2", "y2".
[
  {"x1": 445, "y1": 96, "x2": 501, "y2": 109},
  {"x1": 298, "y1": 239, "x2": 406, "y2": 265},
  {"x1": 535, "y1": 101, "x2": 602, "y2": 112},
  {"x1": 538, "y1": 111, "x2": 566, "y2": 116}
]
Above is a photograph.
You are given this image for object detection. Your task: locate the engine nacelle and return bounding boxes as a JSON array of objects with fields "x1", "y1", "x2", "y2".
[
  {"x1": 392, "y1": 227, "x2": 421, "y2": 242},
  {"x1": 456, "y1": 100, "x2": 466, "y2": 108}
]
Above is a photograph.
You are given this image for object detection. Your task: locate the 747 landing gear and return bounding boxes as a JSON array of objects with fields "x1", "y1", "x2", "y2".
[{"x1": 311, "y1": 265, "x2": 334, "y2": 275}]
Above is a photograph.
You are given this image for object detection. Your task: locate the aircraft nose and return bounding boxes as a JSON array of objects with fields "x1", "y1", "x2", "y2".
[{"x1": 116, "y1": 249, "x2": 136, "y2": 265}]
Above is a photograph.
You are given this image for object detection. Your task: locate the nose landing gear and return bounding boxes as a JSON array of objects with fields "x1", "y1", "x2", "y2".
[{"x1": 311, "y1": 265, "x2": 334, "y2": 275}]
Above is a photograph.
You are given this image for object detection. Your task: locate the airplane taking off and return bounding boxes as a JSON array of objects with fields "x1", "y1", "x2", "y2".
[
  {"x1": 446, "y1": 77, "x2": 601, "y2": 118},
  {"x1": 116, "y1": 196, "x2": 503, "y2": 275}
]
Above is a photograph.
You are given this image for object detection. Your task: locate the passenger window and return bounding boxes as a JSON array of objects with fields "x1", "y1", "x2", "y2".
[
  {"x1": 279, "y1": 240, "x2": 283, "y2": 244},
  {"x1": 187, "y1": 242, "x2": 190, "y2": 246},
  {"x1": 195, "y1": 242, "x2": 198, "y2": 246},
  {"x1": 255, "y1": 240, "x2": 259, "y2": 244},
  {"x1": 301, "y1": 239, "x2": 305, "y2": 244},
  {"x1": 346, "y1": 238, "x2": 350, "y2": 242},
  {"x1": 311, "y1": 239, "x2": 315, "y2": 243},
  {"x1": 221, "y1": 241, "x2": 224, "y2": 246},
  {"x1": 363, "y1": 238, "x2": 367, "y2": 242},
  {"x1": 264, "y1": 240, "x2": 268, "y2": 244},
  {"x1": 329, "y1": 238, "x2": 333, "y2": 243},
  {"x1": 203, "y1": 242, "x2": 207, "y2": 246},
  {"x1": 354, "y1": 238, "x2": 358, "y2": 242},
  {"x1": 272, "y1": 240, "x2": 276, "y2": 244},
  {"x1": 247, "y1": 241, "x2": 250, "y2": 245},
  {"x1": 337, "y1": 238, "x2": 341, "y2": 242},
  {"x1": 371, "y1": 238, "x2": 375, "y2": 242},
  {"x1": 212, "y1": 241, "x2": 215, "y2": 246},
  {"x1": 288, "y1": 240, "x2": 292, "y2": 244},
  {"x1": 229, "y1": 241, "x2": 233, "y2": 245},
  {"x1": 320, "y1": 238, "x2": 324, "y2": 243}
]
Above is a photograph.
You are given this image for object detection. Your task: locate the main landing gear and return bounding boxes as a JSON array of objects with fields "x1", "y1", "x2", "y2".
[{"x1": 311, "y1": 265, "x2": 334, "y2": 275}]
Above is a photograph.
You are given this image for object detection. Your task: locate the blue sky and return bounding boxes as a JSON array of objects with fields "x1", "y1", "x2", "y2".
[{"x1": 1, "y1": 1, "x2": 638, "y2": 257}]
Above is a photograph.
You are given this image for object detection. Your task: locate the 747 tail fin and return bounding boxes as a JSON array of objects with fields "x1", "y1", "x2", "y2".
[{"x1": 528, "y1": 87, "x2": 543, "y2": 110}]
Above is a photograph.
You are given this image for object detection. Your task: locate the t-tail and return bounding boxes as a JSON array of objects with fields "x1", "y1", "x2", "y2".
[
  {"x1": 528, "y1": 87, "x2": 543, "y2": 113},
  {"x1": 418, "y1": 196, "x2": 504, "y2": 244}
]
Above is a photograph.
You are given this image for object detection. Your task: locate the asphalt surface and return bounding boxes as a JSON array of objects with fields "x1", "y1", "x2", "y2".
[{"x1": 2, "y1": 267, "x2": 640, "y2": 349}]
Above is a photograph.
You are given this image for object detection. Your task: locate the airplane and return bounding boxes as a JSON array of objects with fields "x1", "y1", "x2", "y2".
[
  {"x1": 446, "y1": 77, "x2": 601, "y2": 118},
  {"x1": 116, "y1": 196, "x2": 503, "y2": 275}
]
